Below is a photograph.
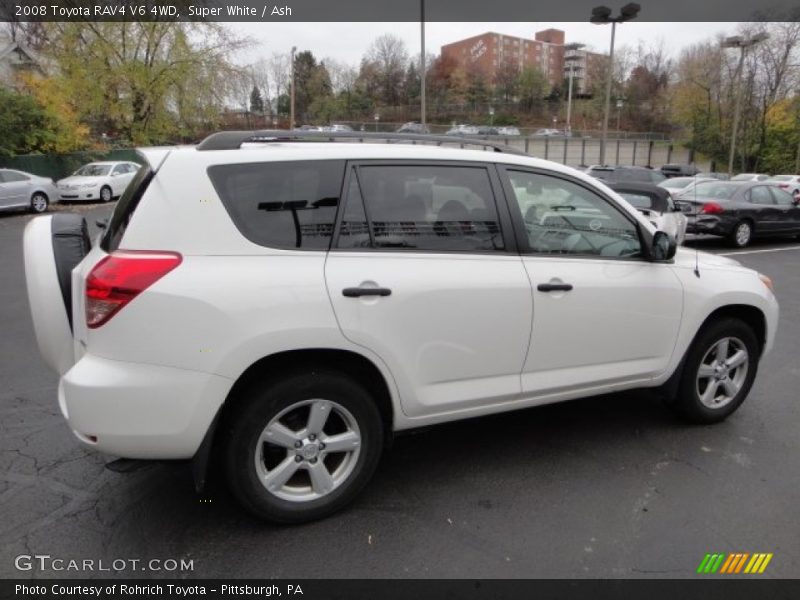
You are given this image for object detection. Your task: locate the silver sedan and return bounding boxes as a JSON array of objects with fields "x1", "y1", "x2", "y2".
[{"x1": 0, "y1": 169, "x2": 57, "y2": 214}]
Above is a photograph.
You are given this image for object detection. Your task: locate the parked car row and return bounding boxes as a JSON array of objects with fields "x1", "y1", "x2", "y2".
[
  {"x1": 0, "y1": 161, "x2": 141, "y2": 215},
  {"x1": 585, "y1": 166, "x2": 800, "y2": 247}
]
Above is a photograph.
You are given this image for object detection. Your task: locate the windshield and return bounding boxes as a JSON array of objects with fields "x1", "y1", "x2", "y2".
[
  {"x1": 771, "y1": 175, "x2": 792, "y2": 181},
  {"x1": 688, "y1": 182, "x2": 739, "y2": 199},
  {"x1": 731, "y1": 174, "x2": 756, "y2": 181},
  {"x1": 74, "y1": 164, "x2": 111, "y2": 177}
]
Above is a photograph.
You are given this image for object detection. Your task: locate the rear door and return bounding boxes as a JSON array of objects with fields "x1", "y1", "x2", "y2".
[
  {"x1": 499, "y1": 166, "x2": 683, "y2": 396},
  {"x1": 0, "y1": 170, "x2": 31, "y2": 207},
  {"x1": 325, "y1": 161, "x2": 532, "y2": 418}
]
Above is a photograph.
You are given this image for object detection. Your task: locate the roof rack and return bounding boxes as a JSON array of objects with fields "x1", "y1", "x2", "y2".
[{"x1": 195, "y1": 130, "x2": 528, "y2": 156}]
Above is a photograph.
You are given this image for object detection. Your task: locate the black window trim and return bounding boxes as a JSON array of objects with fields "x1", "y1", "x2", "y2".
[
  {"x1": 497, "y1": 164, "x2": 652, "y2": 263},
  {"x1": 330, "y1": 159, "x2": 519, "y2": 256}
]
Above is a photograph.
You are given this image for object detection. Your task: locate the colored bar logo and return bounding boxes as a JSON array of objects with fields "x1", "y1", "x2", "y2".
[{"x1": 696, "y1": 552, "x2": 773, "y2": 574}]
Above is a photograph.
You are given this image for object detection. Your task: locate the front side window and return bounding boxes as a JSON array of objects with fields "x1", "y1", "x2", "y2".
[
  {"x1": 337, "y1": 164, "x2": 504, "y2": 252},
  {"x1": 506, "y1": 170, "x2": 641, "y2": 258},
  {"x1": 771, "y1": 187, "x2": 795, "y2": 206},
  {"x1": 208, "y1": 160, "x2": 345, "y2": 250}
]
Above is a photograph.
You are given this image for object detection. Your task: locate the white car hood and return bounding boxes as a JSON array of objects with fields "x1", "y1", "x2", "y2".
[{"x1": 673, "y1": 247, "x2": 743, "y2": 270}]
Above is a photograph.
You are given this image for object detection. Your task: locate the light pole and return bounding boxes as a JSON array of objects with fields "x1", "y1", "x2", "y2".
[
  {"x1": 290, "y1": 46, "x2": 297, "y2": 130},
  {"x1": 591, "y1": 3, "x2": 640, "y2": 165},
  {"x1": 564, "y1": 43, "x2": 584, "y2": 135},
  {"x1": 722, "y1": 32, "x2": 768, "y2": 175},
  {"x1": 616, "y1": 97, "x2": 624, "y2": 132},
  {"x1": 420, "y1": 0, "x2": 426, "y2": 127}
]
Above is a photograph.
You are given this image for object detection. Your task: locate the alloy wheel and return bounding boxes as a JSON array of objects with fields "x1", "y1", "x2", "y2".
[
  {"x1": 254, "y1": 399, "x2": 361, "y2": 502},
  {"x1": 696, "y1": 336, "x2": 749, "y2": 409}
]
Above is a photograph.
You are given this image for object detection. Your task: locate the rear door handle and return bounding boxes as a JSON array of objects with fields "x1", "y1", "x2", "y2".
[
  {"x1": 342, "y1": 287, "x2": 392, "y2": 298},
  {"x1": 537, "y1": 283, "x2": 573, "y2": 292}
]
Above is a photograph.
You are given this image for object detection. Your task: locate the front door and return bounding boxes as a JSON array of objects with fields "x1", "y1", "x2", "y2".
[
  {"x1": 325, "y1": 162, "x2": 532, "y2": 418},
  {"x1": 499, "y1": 167, "x2": 684, "y2": 397}
]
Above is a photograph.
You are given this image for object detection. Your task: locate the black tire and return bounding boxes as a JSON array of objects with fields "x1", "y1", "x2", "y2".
[
  {"x1": 100, "y1": 185, "x2": 113, "y2": 203},
  {"x1": 729, "y1": 220, "x2": 753, "y2": 248},
  {"x1": 30, "y1": 192, "x2": 49, "y2": 213},
  {"x1": 224, "y1": 370, "x2": 383, "y2": 524},
  {"x1": 671, "y1": 318, "x2": 759, "y2": 424}
]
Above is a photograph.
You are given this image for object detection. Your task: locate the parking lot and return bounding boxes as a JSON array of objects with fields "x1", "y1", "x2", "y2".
[{"x1": 1, "y1": 202, "x2": 798, "y2": 579}]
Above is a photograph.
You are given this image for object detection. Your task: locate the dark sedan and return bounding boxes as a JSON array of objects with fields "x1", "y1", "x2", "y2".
[{"x1": 675, "y1": 180, "x2": 800, "y2": 247}]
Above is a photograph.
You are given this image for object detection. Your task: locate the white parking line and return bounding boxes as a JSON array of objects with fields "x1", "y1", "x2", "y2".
[{"x1": 718, "y1": 246, "x2": 800, "y2": 256}]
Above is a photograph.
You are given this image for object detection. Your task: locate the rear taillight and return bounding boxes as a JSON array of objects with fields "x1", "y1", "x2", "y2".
[
  {"x1": 701, "y1": 202, "x2": 725, "y2": 215},
  {"x1": 86, "y1": 251, "x2": 182, "y2": 328}
]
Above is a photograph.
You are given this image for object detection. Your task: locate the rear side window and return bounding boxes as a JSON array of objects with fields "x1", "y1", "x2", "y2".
[
  {"x1": 208, "y1": 161, "x2": 345, "y2": 250},
  {"x1": 337, "y1": 164, "x2": 504, "y2": 252}
]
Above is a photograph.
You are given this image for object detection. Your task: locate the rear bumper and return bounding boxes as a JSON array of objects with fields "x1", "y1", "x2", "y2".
[
  {"x1": 685, "y1": 215, "x2": 732, "y2": 236},
  {"x1": 59, "y1": 354, "x2": 232, "y2": 459}
]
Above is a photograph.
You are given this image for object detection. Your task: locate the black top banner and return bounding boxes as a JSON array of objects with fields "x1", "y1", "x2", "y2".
[{"x1": 2, "y1": 0, "x2": 800, "y2": 22}]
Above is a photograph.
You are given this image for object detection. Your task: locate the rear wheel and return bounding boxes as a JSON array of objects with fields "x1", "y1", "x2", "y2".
[
  {"x1": 30, "y1": 192, "x2": 49, "y2": 213},
  {"x1": 729, "y1": 220, "x2": 753, "y2": 248},
  {"x1": 225, "y1": 370, "x2": 383, "y2": 523},
  {"x1": 671, "y1": 318, "x2": 759, "y2": 424}
]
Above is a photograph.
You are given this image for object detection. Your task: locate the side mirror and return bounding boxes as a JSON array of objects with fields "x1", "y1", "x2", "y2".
[{"x1": 652, "y1": 230, "x2": 677, "y2": 261}]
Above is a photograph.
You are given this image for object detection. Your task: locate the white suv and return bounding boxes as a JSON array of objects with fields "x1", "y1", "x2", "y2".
[{"x1": 24, "y1": 132, "x2": 779, "y2": 523}]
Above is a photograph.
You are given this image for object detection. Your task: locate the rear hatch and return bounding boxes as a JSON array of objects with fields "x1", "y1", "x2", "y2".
[{"x1": 23, "y1": 149, "x2": 166, "y2": 375}]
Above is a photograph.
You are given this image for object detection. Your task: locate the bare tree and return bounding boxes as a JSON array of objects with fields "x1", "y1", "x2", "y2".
[{"x1": 365, "y1": 33, "x2": 409, "y2": 106}]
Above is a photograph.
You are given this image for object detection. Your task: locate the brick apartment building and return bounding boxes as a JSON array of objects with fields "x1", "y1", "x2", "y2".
[{"x1": 441, "y1": 28, "x2": 605, "y2": 96}]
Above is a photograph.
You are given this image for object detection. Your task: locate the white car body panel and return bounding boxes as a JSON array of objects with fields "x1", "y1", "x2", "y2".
[
  {"x1": 325, "y1": 253, "x2": 532, "y2": 417},
  {"x1": 22, "y1": 143, "x2": 780, "y2": 459}
]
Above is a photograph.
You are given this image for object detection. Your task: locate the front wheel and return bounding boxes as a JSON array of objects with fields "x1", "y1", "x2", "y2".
[
  {"x1": 729, "y1": 220, "x2": 753, "y2": 248},
  {"x1": 672, "y1": 318, "x2": 759, "y2": 424},
  {"x1": 224, "y1": 370, "x2": 384, "y2": 523},
  {"x1": 99, "y1": 185, "x2": 113, "y2": 203}
]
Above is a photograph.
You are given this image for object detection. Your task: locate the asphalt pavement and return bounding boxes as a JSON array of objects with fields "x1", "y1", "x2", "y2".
[{"x1": 1, "y1": 203, "x2": 798, "y2": 579}]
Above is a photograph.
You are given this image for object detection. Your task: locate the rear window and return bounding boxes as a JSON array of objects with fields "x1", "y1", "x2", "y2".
[
  {"x1": 100, "y1": 163, "x2": 150, "y2": 252},
  {"x1": 208, "y1": 161, "x2": 346, "y2": 250}
]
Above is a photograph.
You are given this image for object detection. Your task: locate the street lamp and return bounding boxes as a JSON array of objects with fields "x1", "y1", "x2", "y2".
[
  {"x1": 616, "y1": 97, "x2": 625, "y2": 132},
  {"x1": 564, "y1": 43, "x2": 585, "y2": 135},
  {"x1": 489, "y1": 106, "x2": 495, "y2": 127},
  {"x1": 590, "y1": 3, "x2": 640, "y2": 165},
  {"x1": 290, "y1": 46, "x2": 297, "y2": 130},
  {"x1": 420, "y1": 0, "x2": 426, "y2": 127},
  {"x1": 722, "y1": 32, "x2": 769, "y2": 175}
]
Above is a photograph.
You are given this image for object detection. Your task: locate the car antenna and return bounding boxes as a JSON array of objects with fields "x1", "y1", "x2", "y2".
[{"x1": 693, "y1": 164, "x2": 701, "y2": 278}]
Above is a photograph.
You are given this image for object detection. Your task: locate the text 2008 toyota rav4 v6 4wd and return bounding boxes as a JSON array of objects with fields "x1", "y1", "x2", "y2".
[{"x1": 24, "y1": 132, "x2": 778, "y2": 523}]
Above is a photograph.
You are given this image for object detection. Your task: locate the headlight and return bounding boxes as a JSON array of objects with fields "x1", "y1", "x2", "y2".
[{"x1": 758, "y1": 273, "x2": 774, "y2": 293}]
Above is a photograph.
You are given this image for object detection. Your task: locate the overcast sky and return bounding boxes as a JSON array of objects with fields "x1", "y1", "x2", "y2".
[{"x1": 229, "y1": 22, "x2": 739, "y2": 66}]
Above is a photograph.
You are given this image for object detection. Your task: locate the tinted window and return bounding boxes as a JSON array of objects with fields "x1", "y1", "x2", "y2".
[
  {"x1": 208, "y1": 161, "x2": 345, "y2": 250},
  {"x1": 101, "y1": 163, "x2": 153, "y2": 252},
  {"x1": 336, "y1": 170, "x2": 371, "y2": 249},
  {"x1": 748, "y1": 186, "x2": 774, "y2": 205},
  {"x1": 691, "y1": 182, "x2": 739, "y2": 199},
  {"x1": 338, "y1": 165, "x2": 504, "y2": 252},
  {"x1": 506, "y1": 170, "x2": 641, "y2": 258}
]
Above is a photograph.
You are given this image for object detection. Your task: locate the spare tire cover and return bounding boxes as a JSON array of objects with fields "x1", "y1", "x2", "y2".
[{"x1": 51, "y1": 213, "x2": 91, "y2": 329}]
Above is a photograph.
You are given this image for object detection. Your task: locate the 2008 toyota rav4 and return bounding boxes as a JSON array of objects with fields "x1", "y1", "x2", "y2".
[{"x1": 24, "y1": 131, "x2": 779, "y2": 523}]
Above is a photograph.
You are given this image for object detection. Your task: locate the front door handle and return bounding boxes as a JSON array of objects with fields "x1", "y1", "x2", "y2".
[
  {"x1": 537, "y1": 283, "x2": 573, "y2": 292},
  {"x1": 342, "y1": 287, "x2": 392, "y2": 298}
]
